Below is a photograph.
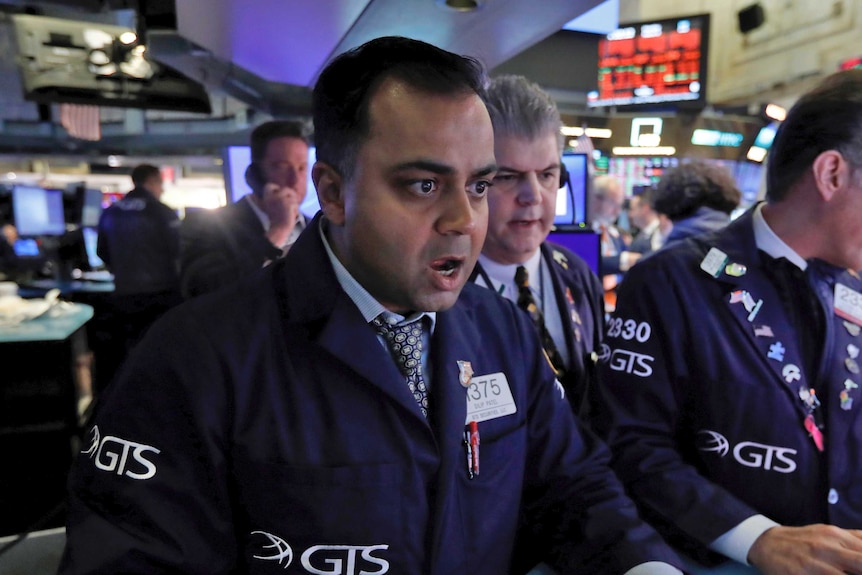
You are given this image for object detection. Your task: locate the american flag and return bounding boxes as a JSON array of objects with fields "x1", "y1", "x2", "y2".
[
  {"x1": 569, "y1": 131, "x2": 595, "y2": 155},
  {"x1": 60, "y1": 103, "x2": 102, "y2": 141}
]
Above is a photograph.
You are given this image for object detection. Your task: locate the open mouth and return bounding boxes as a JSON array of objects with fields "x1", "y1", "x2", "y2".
[{"x1": 431, "y1": 258, "x2": 463, "y2": 277}]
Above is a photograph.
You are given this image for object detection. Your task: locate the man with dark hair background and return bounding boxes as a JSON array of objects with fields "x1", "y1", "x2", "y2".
[
  {"x1": 180, "y1": 119, "x2": 311, "y2": 298},
  {"x1": 59, "y1": 37, "x2": 683, "y2": 574},
  {"x1": 651, "y1": 160, "x2": 741, "y2": 247}
]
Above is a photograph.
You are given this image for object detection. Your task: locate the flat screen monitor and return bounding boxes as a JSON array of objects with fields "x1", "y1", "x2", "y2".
[
  {"x1": 13, "y1": 237, "x2": 40, "y2": 257},
  {"x1": 556, "y1": 153, "x2": 589, "y2": 226},
  {"x1": 12, "y1": 185, "x2": 66, "y2": 236},
  {"x1": 606, "y1": 156, "x2": 680, "y2": 196},
  {"x1": 223, "y1": 145, "x2": 320, "y2": 218},
  {"x1": 13, "y1": 14, "x2": 211, "y2": 113},
  {"x1": 546, "y1": 227, "x2": 601, "y2": 276},
  {"x1": 80, "y1": 188, "x2": 104, "y2": 228},
  {"x1": 587, "y1": 13, "x2": 710, "y2": 110}
]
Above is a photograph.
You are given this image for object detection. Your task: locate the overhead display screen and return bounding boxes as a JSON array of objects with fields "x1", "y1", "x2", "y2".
[{"x1": 588, "y1": 13, "x2": 710, "y2": 109}]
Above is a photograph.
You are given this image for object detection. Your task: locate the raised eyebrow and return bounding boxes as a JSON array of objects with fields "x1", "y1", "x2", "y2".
[
  {"x1": 392, "y1": 160, "x2": 498, "y2": 179},
  {"x1": 392, "y1": 160, "x2": 455, "y2": 175}
]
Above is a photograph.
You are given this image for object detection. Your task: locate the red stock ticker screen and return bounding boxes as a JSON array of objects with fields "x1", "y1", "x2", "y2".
[{"x1": 588, "y1": 14, "x2": 710, "y2": 109}]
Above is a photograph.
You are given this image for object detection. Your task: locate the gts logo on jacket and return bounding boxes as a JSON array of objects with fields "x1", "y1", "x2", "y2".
[
  {"x1": 82, "y1": 425, "x2": 160, "y2": 480},
  {"x1": 597, "y1": 343, "x2": 654, "y2": 378},
  {"x1": 696, "y1": 429, "x2": 797, "y2": 474},
  {"x1": 250, "y1": 531, "x2": 390, "y2": 574}
]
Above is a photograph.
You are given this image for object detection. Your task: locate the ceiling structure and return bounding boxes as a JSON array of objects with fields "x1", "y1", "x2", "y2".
[{"x1": 0, "y1": 0, "x2": 611, "y2": 160}]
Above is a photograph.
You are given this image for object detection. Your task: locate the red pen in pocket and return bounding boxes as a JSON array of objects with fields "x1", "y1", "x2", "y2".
[{"x1": 468, "y1": 421, "x2": 480, "y2": 477}]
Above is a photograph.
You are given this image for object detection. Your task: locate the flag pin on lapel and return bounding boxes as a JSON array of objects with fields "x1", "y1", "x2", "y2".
[{"x1": 457, "y1": 360, "x2": 473, "y2": 387}]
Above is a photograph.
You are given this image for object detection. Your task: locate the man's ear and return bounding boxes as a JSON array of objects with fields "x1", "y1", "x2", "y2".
[
  {"x1": 811, "y1": 149, "x2": 848, "y2": 202},
  {"x1": 312, "y1": 162, "x2": 345, "y2": 225}
]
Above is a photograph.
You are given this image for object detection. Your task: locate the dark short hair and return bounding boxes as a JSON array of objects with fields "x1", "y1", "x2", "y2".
[
  {"x1": 767, "y1": 69, "x2": 862, "y2": 201},
  {"x1": 250, "y1": 120, "x2": 310, "y2": 163},
  {"x1": 652, "y1": 161, "x2": 740, "y2": 221},
  {"x1": 632, "y1": 187, "x2": 655, "y2": 209},
  {"x1": 312, "y1": 36, "x2": 487, "y2": 180},
  {"x1": 483, "y1": 75, "x2": 563, "y2": 150},
  {"x1": 131, "y1": 164, "x2": 161, "y2": 187}
]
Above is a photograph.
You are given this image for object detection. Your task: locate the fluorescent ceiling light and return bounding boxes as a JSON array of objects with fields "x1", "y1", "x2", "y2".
[
  {"x1": 764, "y1": 103, "x2": 786, "y2": 121},
  {"x1": 747, "y1": 146, "x2": 768, "y2": 162},
  {"x1": 561, "y1": 127, "x2": 612, "y2": 138},
  {"x1": 612, "y1": 146, "x2": 676, "y2": 156}
]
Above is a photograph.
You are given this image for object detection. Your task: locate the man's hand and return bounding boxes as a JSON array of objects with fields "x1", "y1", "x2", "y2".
[
  {"x1": 748, "y1": 524, "x2": 862, "y2": 575},
  {"x1": 261, "y1": 182, "x2": 301, "y2": 248},
  {"x1": 620, "y1": 250, "x2": 642, "y2": 272}
]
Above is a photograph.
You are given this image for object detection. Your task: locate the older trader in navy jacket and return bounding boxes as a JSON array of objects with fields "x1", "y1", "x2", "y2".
[
  {"x1": 470, "y1": 75, "x2": 604, "y2": 419},
  {"x1": 594, "y1": 68, "x2": 862, "y2": 575}
]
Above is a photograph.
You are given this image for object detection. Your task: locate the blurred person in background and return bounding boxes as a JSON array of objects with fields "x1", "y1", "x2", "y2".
[
  {"x1": 587, "y1": 175, "x2": 640, "y2": 312},
  {"x1": 96, "y1": 163, "x2": 181, "y2": 385},
  {"x1": 0, "y1": 223, "x2": 18, "y2": 280},
  {"x1": 652, "y1": 160, "x2": 741, "y2": 248},
  {"x1": 627, "y1": 187, "x2": 670, "y2": 256}
]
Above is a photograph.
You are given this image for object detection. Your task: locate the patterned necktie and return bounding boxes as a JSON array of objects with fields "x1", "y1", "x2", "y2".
[
  {"x1": 372, "y1": 315, "x2": 429, "y2": 418},
  {"x1": 514, "y1": 266, "x2": 566, "y2": 378}
]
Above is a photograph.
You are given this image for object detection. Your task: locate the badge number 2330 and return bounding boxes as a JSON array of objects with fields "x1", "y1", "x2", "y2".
[
  {"x1": 607, "y1": 317, "x2": 651, "y2": 342},
  {"x1": 465, "y1": 372, "x2": 517, "y2": 424}
]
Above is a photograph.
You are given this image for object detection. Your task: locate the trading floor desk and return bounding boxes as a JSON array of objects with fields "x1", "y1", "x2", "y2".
[
  {"x1": 20, "y1": 278, "x2": 119, "y2": 394},
  {"x1": 0, "y1": 302, "x2": 93, "y2": 537},
  {"x1": 18, "y1": 277, "x2": 115, "y2": 299}
]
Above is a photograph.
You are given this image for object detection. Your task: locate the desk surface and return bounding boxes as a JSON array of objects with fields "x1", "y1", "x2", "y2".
[
  {"x1": 0, "y1": 303, "x2": 94, "y2": 343},
  {"x1": 22, "y1": 279, "x2": 115, "y2": 295}
]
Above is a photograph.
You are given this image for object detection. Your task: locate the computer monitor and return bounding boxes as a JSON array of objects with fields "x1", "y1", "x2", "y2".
[
  {"x1": 13, "y1": 238, "x2": 40, "y2": 257},
  {"x1": 587, "y1": 13, "x2": 710, "y2": 110},
  {"x1": 80, "y1": 189, "x2": 104, "y2": 228},
  {"x1": 555, "y1": 153, "x2": 590, "y2": 226},
  {"x1": 12, "y1": 185, "x2": 66, "y2": 237},
  {"x1": 546, "y1": 227, "x2": 601, "y2": 276}
]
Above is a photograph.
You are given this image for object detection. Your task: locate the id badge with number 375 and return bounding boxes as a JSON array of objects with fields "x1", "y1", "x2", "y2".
[{"x1": 465, "y1": 372, "x2": 517, "y2": 424}]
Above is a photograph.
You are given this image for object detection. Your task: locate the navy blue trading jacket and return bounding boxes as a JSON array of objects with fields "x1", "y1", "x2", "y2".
[
  {"x1": 60, "y1": 214, "x2": 680, "y2": 575},
  {"x1": 179, "y1": 197, "x2": 286, "y2": 299},
  {"x1": 593, "y1": 206, "x2": 862, "y2": 563},
  {"x1": 471, "y1": 241, "x2": 604, "y2": 418},
  {"x1": 97, "y1": 186, "x2": 180, "y2": 295}
]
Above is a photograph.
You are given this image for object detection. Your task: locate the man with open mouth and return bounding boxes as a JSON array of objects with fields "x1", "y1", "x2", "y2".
[{"x1": 60, "y1": 36, "x2": 683, "y2": 575}]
